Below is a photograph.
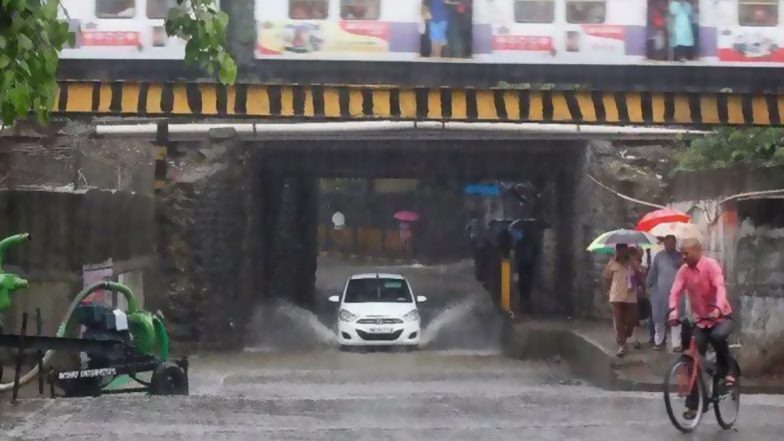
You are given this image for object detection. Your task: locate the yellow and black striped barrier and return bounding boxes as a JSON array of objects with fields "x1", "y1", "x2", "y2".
[{"x1": 53, "y1": 80, "x2": 784, "y2": 126}]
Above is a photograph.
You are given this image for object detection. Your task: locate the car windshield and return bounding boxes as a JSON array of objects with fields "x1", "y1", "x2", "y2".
[{"x1": 344, "y1": 278, "x2": 413, "y2": 303}]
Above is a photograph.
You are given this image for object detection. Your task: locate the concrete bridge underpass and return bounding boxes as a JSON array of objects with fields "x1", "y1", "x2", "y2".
[
  {"x1": 134, "y1": 133, "x2": 589, "y2": 347},
  {"x1": 35, "y1": 74, "x2": 784, "y2": 347}
]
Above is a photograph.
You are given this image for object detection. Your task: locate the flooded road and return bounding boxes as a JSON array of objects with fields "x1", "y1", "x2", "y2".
[
  {"x1": 3, "y1": 258, "x2": 784, "y2": 440},
  {"x1": 4, "y1": 350, "x2": 784, "y2": 441}
]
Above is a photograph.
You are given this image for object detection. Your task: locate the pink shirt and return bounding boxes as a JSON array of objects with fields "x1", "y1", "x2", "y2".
[{"x1": 669, "y1": 256, "x2": 732, "y2": 327}]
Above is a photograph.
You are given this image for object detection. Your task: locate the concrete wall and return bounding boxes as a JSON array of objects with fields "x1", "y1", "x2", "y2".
[
  {"x1": 156, "y1": 141, "x2": 262, "y2": 349},
  {"x1": 0, "y1": 121, "x2": 155, "y2": 194},
  {"x1": 735, "y1": 219, "x2": 784, "y2": 375},
  {"x1": 568, "y1": 141, "x2": 671, "y2": 320},
  {"x1": 0, "y1": 189, "x2": 158, "y2": 335},
  {"x1": 672, "y1": 167, "x2": 784, "y2": 375}
]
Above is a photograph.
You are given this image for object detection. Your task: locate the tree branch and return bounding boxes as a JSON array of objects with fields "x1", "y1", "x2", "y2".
[{"x1": 717, "y1": 188, "x2": 784, "y2": 207}]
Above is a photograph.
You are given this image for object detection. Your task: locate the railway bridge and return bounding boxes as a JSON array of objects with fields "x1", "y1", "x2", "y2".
[{"x1": 9, "y1": 39, "x2": 784, "y2": 346}]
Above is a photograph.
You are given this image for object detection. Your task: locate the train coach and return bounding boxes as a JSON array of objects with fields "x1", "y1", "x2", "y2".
[{"x1": 56, "y1": 0, "x2": 784, "y2": 66}]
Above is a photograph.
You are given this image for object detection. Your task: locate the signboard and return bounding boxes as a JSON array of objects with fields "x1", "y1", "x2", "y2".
[
  {"x1": 82, "y1": 260, "x2": 114, "y2": 307},
  {"x1": 464, "y1": 183, "x2": 500, "y2": 196}
]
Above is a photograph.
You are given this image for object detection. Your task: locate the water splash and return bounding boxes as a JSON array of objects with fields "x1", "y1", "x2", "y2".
[
  {"x1": 420, "y1": 296, "x2": 483, "y2": 346},
  {"x1": 244, "y1": 300, "x2": 337, "y2": 352},
  {"x1": 277, "y1": 302, "x2": 338, "y2": 345}
]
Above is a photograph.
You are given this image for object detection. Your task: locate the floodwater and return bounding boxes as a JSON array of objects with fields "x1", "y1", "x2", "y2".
[
  {"x1": 3, "y1": 258, "x2": 784, "y2": 440},
  {"x1": 244, "y1": 257, "x2": 504, "y2": 353},
  {"x1": 4, "y1": 350, "x2": 784, "y2": 441}
]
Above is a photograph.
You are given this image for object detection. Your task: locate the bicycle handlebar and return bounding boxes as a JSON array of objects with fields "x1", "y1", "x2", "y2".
[{"x1": 668, "y1": 303, "x2": 725, "y2": 324}]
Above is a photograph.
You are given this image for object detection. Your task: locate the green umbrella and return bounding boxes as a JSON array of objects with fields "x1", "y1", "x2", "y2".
[{"x1": 587, "y1": 229, "x2": 658, "y2": 254}]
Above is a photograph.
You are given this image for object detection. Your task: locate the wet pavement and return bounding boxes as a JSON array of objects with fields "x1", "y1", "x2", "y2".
[
  {"x1": 3, "y1": 350, "x2": 784, "y2": 440},
  {"x1": 2, "y1": 258, "x2": 784, "y2": 440}
]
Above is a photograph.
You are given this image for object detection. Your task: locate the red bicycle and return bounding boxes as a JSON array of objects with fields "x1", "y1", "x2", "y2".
[{"x1": 663, "y1": 305, "x2": 741, "y2": 433}]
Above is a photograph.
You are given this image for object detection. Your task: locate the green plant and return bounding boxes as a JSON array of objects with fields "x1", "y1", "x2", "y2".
[
  {"x1": 0, "y1": 0, "x2": 236, "y2": 127},
  {"x1": 675, "y1": 128, "x2": 784, "y2": 171}
]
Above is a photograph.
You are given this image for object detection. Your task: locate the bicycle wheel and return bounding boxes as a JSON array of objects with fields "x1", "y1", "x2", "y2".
[
  {"x1": 714, "y1": 358, "x2": 741, "y2": 429},
  {"x1": 664, "y1": 356, "x2": 705, "y2": 433}
]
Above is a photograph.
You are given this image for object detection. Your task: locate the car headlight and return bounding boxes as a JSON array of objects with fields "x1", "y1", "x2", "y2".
[
  {"x1": 338, "y1": 309, "x2": 357, "y2": 322},
  {"x1": 403, "y1": 310, "x2": 420, "y2": 322}
]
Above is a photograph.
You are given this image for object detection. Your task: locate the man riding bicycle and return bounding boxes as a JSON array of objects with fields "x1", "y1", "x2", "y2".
[{"x1": 668, "y1": 238, "x2": 735, "y2": 421}]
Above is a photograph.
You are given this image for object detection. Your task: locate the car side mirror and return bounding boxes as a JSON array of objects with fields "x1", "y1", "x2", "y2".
[
  {"x1": 328, "y1": 295, "x2": 340, "y2": 303},
  {"x1": 417, "y1": 296, "x2": 427, "y2": 303}
]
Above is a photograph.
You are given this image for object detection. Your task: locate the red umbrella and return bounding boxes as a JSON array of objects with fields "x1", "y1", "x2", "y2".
[
  {"x1": 636, "y1": 208, "x2": 690, "y2": 232},
  {"x1": 393, "y1": 211, "x2": 420, "y2": 222}
]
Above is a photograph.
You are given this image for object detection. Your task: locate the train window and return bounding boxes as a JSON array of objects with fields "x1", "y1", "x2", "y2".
[
  {"x1": 96, "y1": 0, "x2": 137, "y2": 18},
  {"x1": 147, "y1": 0, "x2": 177, "y2": 19},
  {"x1": 514, "y1": 0, "x2": 555, "y2": 23},
  {"x1": 341, "y1": 0, "x2": 381, "y2": 20},
  {"x1": 289, "y1": 0, "x2": 329, "y2": 19},
  {"x1": 566, "y1": 0, "x2": 605, "y2": 24},
  {"x1": 739, "y1": 0, "x2": 779, "y2": 26}
]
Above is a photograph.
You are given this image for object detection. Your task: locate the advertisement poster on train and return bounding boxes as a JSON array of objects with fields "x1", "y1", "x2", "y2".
[
  {"x1": 713, "y1": 0, "x2": 784, "y2": 64},
  {"x1": 57, "y1": 0, "x2": 197, "y2": 59},
  {"x1": 60, "y1": 23, "x2": 186, "y2": 59},
  {"x1": 257, "y1": 20, "x2": 398, "y2": 59},
  {"x1": 570, "y1": 25, "x2": 626, "y2": 57},
  {"x1": 717, "y1": 31, "x2": 784, "y2": 63},
  {"x1": 491, "y1": 29, "x2": 554, "y2": 53}
]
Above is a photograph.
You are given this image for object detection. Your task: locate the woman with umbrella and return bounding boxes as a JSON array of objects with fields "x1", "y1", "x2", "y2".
[
  {"x1": 589, "y1": 229, "x2": 657, "y2": 357},
  {"x1": 394, "y1": 211, "x2": 420, "y2": 256}
]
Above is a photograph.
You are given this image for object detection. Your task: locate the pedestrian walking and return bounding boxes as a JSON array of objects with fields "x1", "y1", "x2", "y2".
[
  {"x1": 646, "y1": 235, "x2": 682, "y2": 350},
  {"x1": 603, "y1": 243, "x2": 643, "y2": 357},
  {"x1": 630, "y1": 247, "x2": 652, "y2": 343},
  {"x1": 399, "y1": 221, "x2": 412, "y2": 256}
]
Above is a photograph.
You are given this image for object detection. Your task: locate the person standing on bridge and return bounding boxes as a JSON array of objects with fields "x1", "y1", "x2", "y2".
[
  {"x1": 604, "y1": 244, "x2": 644, "y2": 358},
  {"x1": 669, "y1": 0, "x2": 695, "y2": 61},
  {"x1": 426, "y1": 0, "x2": 450, "y2": 57}
]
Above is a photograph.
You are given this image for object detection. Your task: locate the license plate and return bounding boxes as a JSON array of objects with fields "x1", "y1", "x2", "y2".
[{"x1": 368, "y1": 327, "x2": 393, "y2": 334}]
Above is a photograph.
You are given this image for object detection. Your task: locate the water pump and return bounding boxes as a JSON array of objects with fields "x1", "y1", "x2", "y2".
[{"x1": 0, "y1": 233, "x2": 177, "y2": 395}]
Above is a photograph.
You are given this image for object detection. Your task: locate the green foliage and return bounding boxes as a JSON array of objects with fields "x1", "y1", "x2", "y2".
[
  {"x1": 0, "y1": 0, "x2": 72, "y2": 126},
  {"x1": 165, "y1": 0, "x2": 237, "y2": 85},
  {"x1": 675, "y1": 128, "x2": 784, "y2": 171},
  {"x1": 0, "y1": 0, "x2": 235, "y2": 127}
]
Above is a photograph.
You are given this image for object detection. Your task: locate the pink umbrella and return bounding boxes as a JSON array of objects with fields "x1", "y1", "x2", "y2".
[
  {"x1": 393, "y1": 211, "x2": 420, "y2": 222},
  {"x1": 636, "y1": 208, "x2": 690, "y2": 232}
]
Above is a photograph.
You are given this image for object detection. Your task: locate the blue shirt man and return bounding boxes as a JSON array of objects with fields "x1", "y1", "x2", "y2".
[{"x1": 428, "y1": 0, "x2": 449, "y2": 56}]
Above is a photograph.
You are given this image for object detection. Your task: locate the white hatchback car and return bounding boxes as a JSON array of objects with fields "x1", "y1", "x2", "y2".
[{"x1": 329, "y1": 273, "x2": 426, "y2": 349}]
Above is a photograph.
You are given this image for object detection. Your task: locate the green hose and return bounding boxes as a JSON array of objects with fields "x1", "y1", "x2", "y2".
[
  {"x1": 0, "y1": 234, "x2": 31, "y2": 271},
  {"x1": 0, "y1": 234, "x2": 31, "y2": 314},
  {"x1": 0, "y1": 281, "x2": 157, "y2": 392},
  {"x1": 152, "y1": 315, "x2": 169, "y2": 361}
]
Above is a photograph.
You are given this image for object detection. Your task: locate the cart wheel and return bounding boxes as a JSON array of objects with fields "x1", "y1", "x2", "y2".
[{"x1": 150, "y1": 362, "x2": 188, "y2": 396}]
